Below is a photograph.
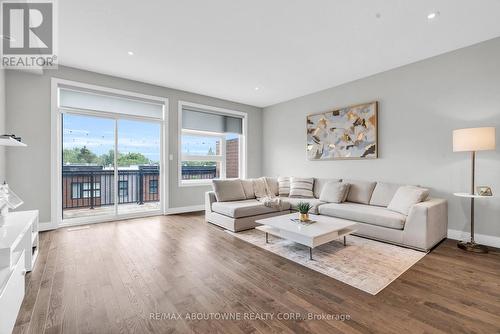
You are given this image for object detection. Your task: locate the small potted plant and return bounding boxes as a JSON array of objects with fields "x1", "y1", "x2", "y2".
[{"x1": 297, "y1": 202, "x2": 312, "y2": 222}]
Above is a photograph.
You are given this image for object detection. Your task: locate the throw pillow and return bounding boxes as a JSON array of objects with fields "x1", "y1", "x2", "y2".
[
  {"x1": 212, "y1": 179, "x2": 246, "y2": 202},
  {"x1": 319, "y1": 181, "x2": 350, "y2": 203},
  {"x1": 387, "y1": 186, "x2": 430, "y2": 215},
  {"x1": 313, "y1": 178, "x2": 341, "y2": 199},
  {"x1": 289, "y1": 177, "x2": 314, "y2": 198},
  {"x1": 278, "y1": 176, "x2": 290, "y2": 196}
]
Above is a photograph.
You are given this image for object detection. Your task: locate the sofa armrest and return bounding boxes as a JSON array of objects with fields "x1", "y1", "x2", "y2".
[
  {"x1": 205, "y1": 191, "x2": 217, "y2": 213},
  {"x1": 403, "y1": 198, "x2": 448, "y2": 251}
]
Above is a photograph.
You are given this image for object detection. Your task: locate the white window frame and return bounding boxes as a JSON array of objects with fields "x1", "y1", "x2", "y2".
[
  {"x1": 51, "y1": 78, "x2": 169, "y2": 229},
  {"x1": 178, "y1": 101, "x2": 247, "y2": 187}
]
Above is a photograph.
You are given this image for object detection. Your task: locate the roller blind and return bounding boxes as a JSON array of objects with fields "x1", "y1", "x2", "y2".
[
  {"x1": 59, "y1": 87, "x2": 164, "y2": 119},
  {"x1": 182, "y1": 107, "x2": 243, "y2": 134}
]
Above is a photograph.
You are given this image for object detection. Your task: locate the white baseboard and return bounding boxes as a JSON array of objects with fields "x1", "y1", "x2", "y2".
[
  {"x1": 165, "y1": 205, "x2": 205, "y2": 215},
  {"x1": 39, "y1": 221, "x2": 57, "y2": 232},
  {"x1": 38, "y1": 206, "x2": 205, "y2": 231},
  {"x1": 448, "y1": 229, "x2": 500, "y2": 248}
]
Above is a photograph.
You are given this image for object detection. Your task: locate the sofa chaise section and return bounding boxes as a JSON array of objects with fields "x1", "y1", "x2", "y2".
[
  {"x1": 205, "y1": 191, "x2": 290, "y2": 232},
  {"x1": 212, "y1": 199, "x2": 283, "y2": 218}
]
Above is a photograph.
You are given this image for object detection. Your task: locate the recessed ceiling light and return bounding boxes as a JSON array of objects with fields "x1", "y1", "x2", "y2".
[
  {"x1": 427, "y1": 12, "x2": 439, "y2": 20},
  {"x1": 127, "y1": 51, "x2": 134, "y2": 56},
  {"x1": 254, "y1": 87, "x2": 260, "y2": 91}
]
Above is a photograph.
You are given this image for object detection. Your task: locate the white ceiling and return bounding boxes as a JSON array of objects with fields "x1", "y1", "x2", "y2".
[{"x1": 59, "y1": 0, "x2": 500, "y2": 107}]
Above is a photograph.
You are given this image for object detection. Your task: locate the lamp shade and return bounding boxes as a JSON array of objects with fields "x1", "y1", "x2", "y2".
[{"x1": 453, "y1": 127, "x2": 496, "y2": 152}]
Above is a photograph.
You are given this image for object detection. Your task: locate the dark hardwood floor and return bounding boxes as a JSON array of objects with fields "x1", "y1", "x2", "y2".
[{"x1": 13, "y1": 212, "x2": 500, "y2": 334}]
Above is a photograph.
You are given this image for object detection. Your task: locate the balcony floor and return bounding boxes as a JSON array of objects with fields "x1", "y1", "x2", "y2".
[{"x1": 63, "y1": 202, "x2": 161, "y2": 219}]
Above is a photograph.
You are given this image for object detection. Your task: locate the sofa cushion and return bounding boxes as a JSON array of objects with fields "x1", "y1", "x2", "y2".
[
  {"x1": 344, "y1": 179, "x2": 377, "y2": 204},
  {"x1": 252, "y1": 177, "x2": 267, "y2": 198},
  {"x1": 278, "y1": 176, "x2": 290, "y2": 196},
  {"x1": 241, "y1": 179, "x2": 255, "y2": 199},
  {"x1": 388, "y1": 186, "x2": 430, "y2": 215},
  {"x1": 313, "y1": 178, "x2": 341, "y2": 198},
  {"x1": 265, "y1": 177, "x2": 279, "y2": 196},
  {"x1": 289, "y1": 177, "x2": 314, "y2": 198},
  {"x1": 369, "y1": 182, "x2": 402, "y2": 207},
  {"x1": 252, "y1": 177, "x2": 278, "y2": 198},
  {"x1": 319, "y1": 181, "x2": 350, "y2": 203},
  {"x1": 318, "y1": 202, "x2": 406, "y2": 230},
  {"x1": 212, "y1": 180, "x2": 246, "y2": 202},
  {"x1": 281, "y1": 197, "x2": 325, "y2": 214},
  {"x1": 212, "y1": 199, "x2": 289, "y2": 218}
]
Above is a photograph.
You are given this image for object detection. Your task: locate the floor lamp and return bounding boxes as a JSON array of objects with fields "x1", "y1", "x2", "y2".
[{"x1": 453, "y1": 127, "x2": 496, "y2": 253}]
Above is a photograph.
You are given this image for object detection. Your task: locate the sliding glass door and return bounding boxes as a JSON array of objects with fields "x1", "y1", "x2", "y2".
[{"x1": 61, "y1": 113, "x2": 162, "y2": 220}]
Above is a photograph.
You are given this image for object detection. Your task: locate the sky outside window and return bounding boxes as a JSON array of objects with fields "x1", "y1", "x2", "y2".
[
  {"x1": 63, "y1": 114, "x2": 160, "y2": 163},
  {"x1": 63, "y1": 114, "x2": 239, "y2": 163},
  {"x1": 181, "y1": 133, "x2": 239, "y2": 156}
]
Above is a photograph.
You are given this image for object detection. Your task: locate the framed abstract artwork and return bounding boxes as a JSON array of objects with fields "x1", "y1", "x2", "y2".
[{"x1": 307, "y1": 101, "x2": 378, "y2": 160}]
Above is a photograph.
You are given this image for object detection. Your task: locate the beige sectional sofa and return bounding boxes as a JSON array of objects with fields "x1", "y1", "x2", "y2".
[{"x1": 205, "y1": 177, "x2": 448, "y2": 252}]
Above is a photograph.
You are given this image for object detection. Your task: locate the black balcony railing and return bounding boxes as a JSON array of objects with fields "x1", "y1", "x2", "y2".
[
  {"x1": 62, "y1": 166, "x2": 160, "y2": 210},
  {"x1": 181, "y1": 166, "x2": 217, "y2": 180},
  {"x1": 63, "y1": 165, "x2": 217, "y2": 211}
]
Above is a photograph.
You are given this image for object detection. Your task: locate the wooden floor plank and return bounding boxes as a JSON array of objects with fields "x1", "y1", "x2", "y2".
[{"x1": 13, "y1": 212, "x2": 500, "y2": 334}]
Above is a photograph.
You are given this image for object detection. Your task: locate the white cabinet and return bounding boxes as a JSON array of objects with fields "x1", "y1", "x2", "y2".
[
  {"x1": 0, "y1": 210, "x2": 39, "y2": 334},
  {"x1": 0, "y1": 211, "x2": 39, "y2": 272},
  {"x1": 0, "y1": 251, "x2": 25, "y2": 334}
]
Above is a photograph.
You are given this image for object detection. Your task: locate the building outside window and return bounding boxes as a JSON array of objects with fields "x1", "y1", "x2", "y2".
[
  {"x1": 71, "y1": 183, "x2": 82, "y2": 199},
  {"x1": 118, "y1": 180, "x2": 128, "y2": 197},
  {"x1": 71, "y1": 182, "x2": 100, "y2": 199},
  {"x1": 149, "y1": 179, "x2": 158, "y2": 194}
]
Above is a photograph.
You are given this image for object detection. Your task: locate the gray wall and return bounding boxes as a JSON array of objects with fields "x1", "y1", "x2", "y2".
[
  {"x1": 0, "y1": 70, "x2": 5, "y2": 182},
  {"x1": 6, "y1": 66, "x2": 263, "y2": 223},
  {"x1": 263, "y1": 37, "x2": 500, "y2": 238}
]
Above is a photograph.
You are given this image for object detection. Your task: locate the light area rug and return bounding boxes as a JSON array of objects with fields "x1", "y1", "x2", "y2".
[{"x1": 227, "y1": 229, "x2": 426, "y2": 295}]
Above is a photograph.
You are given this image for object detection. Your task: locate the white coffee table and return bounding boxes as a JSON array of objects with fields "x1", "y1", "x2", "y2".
[{"x1": 255, "y1": 213, "x2": 357, "y2": 260}]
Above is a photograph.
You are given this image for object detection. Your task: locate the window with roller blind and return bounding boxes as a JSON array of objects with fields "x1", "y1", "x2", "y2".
[{"x1": 179, "y1": 101, "x2": 247, "y2": 186}]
